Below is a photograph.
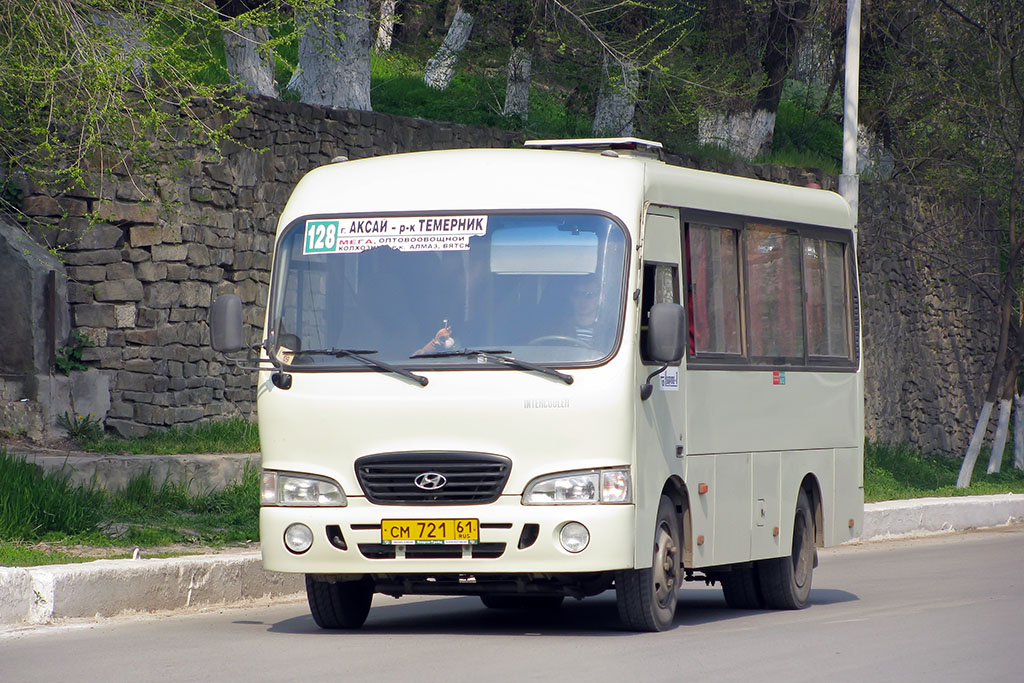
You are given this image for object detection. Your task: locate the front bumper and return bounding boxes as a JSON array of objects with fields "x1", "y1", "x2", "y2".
[{"x1": 260, "y1": 496, "x2": 636, "y2": 575}]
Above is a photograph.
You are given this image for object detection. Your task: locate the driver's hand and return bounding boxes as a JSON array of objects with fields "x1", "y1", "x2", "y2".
[
  {"x1": 431, "y1": 326, "x2": 454, "y2": 349},
  {"x1": 413, "y1": 326, "x2": 454, "y2": 356}
]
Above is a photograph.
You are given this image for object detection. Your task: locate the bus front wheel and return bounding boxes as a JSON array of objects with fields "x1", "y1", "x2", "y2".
[
  {"x1": 305, "y1": 574, "x2": 374, "y2": 629},
  {"x1": 758, "y1": 488, "x2": 815, "y2": 609},
  {"x1": 615, "y1": 495, "x2": 680, "y2": 631}
]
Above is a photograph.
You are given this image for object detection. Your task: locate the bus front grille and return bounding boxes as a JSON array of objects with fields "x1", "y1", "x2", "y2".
[{"x1": 355, "y1": 452, "x2": 512, "y2": 505}]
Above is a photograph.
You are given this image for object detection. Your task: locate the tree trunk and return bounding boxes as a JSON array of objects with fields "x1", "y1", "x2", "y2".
[
  {"x1": 293, "y1": 0, "x2": 372, "y2": 110},
  {"x1": 957, "y1": 400, "x2": 993, "y2": 488},
  {"x1": 698, "y1": 109, "x2": 777, "y2": 160},
  {"x1": 593, "y1": 54, "x2": 639, "y2": 137},
  {"x1": 987, "y1": 360, "x2": 1020, "y2": 473},
  {"x1": 502, "y1": 45, "x2": 531, "y2": 118},
  {"x1": 1014, "y1": 392, "x2": 1023, "y2": 470},
  {"x1": 375, "y1": 0, "x2": 398, "y2": 52},
  {"x1": 986, "y1": 398, "x2": 1012, "y2": 473},
  {"x1": 424, "y1": 6, "x2": 474, "y2": 90},
  {"x1": 223, "y1": 23, "x2": 277, "y2": 97}
]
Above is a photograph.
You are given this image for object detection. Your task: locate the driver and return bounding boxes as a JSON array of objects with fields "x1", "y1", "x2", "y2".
[
  {"x1": 413, "y1": 320, "x2": 455, "y2": 356},
  {"x1": 567, "y1": 277, "x2": 600, "y2": 344}
]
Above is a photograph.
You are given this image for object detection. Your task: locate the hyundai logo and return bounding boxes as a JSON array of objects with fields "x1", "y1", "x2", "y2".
[{"x1": 414, "y1": 472, "x2": 447, "y2": 490}]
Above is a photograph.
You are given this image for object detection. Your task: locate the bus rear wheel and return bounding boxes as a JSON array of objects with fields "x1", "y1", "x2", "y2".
[
  {"x1": 615, "y1": 495, "x2": 680, "y2": 631},
  {"x1": 305, "y1": 574, "x2": 374, "y2": 629},
  {"x1": 758, "y1": 489, "x2": 815, "y2": 609},
  {"x1": 720, "y1": 564, "x2": 764, "y2": 609}
]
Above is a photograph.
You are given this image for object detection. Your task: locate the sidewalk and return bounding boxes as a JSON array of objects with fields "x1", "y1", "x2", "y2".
[{"x1": 2, "y1": 446, "x2": 1024, "y2": 628}]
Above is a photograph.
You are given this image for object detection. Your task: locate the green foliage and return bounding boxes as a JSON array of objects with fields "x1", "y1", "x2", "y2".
[
  {"x1": 55, "y1": 331, "x2": 95, "y2": 375},
  {"x1": 57, "y1": 412, "x2": 104, "y2": 444},
  {"x1": 82, "y1": 418, "x2": 260, "y2": 455},
  {"x1": 864, "y1": 441, "x2": 1024, "y2": 503},
  {"x1": 1, "y1": 1, "x2": 246, "y2": 201}
]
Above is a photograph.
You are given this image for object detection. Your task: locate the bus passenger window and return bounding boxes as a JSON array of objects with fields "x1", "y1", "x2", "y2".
[
  {"x1": 745, "y1": 225, "x2": 804, "y2": 360},
  {"x1": 804, "y1": 239, "x2": 852, "y2": 358},
  {"x1": 687, "y1": 225, "x2": 742, "y2": 355}
]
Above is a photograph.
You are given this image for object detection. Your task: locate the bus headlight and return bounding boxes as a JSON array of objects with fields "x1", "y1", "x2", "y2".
[
  {"x1": 522, "y1": 468, "x2": 632, "y2": 505},
  {"x1": 262, "y1": 471, "x2": 347, "y2": 506}
]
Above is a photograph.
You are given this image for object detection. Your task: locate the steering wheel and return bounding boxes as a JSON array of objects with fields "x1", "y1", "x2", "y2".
[{"x1": 526, "y1": 335, "x2": 588, "y2": 347}]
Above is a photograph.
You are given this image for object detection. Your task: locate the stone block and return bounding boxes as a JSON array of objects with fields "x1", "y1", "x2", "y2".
[
  {"x1": 105, "y1": 262, "x2": 134, "y2": 280},
  {"x1": 63, "y1": 249, "x2": 122, "y2": 266},
  {"x1": 114, "y1": 304, "x2": 137, "y2": 328},
  {"x1": 94, "y1": 199, "x2": 160, "y2": 224},
  {"x1": 180, "y1": 281, "x2": 212, "y2": 308},
  {"x1": 73, "y1": 304, "x2": 115, "y2": 328},
  {"x1": 22, "y1": 195, "x2": 62, "y2": 217},
  {"x1": 63, "y1": 222, "x2": 123, "y2": 251},
  {"x1": 67, "y1": 282, "x2": 95, "y2": 304},
  {"x1": 94, "y1": 279, "x2": 144, "y2": 302},
  {"x1": 166, "y1": 263, "x2": 191, "y2": 280},
  {"x1": 144, "y1": 281, "x2": 180, "y2": 308},
  {"x1": 187, "y1": 243, "x2": 212, "y2": 267},
  {"x1": 136, "y1": 261, "x2": 168, "y2": 282},
  {"x1": 67, "y1": 265, "x2": 107, "y2": 282},
  {"x1": 152, "y1": 244, "x2": 188, "y2": 262},
  {"x1": 130, "y1": 225, "x2": 164, "y2": 247}
]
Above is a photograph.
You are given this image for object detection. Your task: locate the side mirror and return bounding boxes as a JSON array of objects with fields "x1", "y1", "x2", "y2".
[
  {"x1": 210, "y1": 294, "x2": 244, "y2": 353},
  {"x1": 646, "y1": 303, "x2": 686, "y2": 364}
]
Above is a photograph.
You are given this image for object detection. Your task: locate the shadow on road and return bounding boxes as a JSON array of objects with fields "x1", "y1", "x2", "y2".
[{"x1": 260, "y1": 585, "x2": 859, "y2": 637}]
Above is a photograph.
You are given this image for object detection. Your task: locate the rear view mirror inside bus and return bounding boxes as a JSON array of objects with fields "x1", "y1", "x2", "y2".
[
  {"x1": 490, "y1": 223, "x2": 598, "y2": 274},
  {"x1": 646, "y1": 303, "x2": 686, "y2": 363}
]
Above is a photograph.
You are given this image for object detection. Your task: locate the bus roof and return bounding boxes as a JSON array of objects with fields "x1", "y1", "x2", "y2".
[{"x1": 278, "y1": 147, "x2": 852, "y2": 233}]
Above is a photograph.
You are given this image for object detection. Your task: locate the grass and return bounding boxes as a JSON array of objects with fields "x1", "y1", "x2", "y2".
[
  {"x1": 77, "y1": 417, "x2": 260, "y2": 455},
  {"x1": 0, "y1": 448, "x2": 259, "y2": 566},
  {"x1": 864, "y1": 441, "x2": 1024, "y2": 502}
]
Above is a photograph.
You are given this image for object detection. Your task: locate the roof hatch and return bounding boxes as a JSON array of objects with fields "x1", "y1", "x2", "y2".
[{"x1": 524, "y1": 137, "x2": 664, "y2": 159}]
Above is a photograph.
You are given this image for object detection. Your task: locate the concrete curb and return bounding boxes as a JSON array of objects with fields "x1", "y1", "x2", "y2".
[{"x1": 3, "y1": 493, "x2": 1023, "y2": 628}]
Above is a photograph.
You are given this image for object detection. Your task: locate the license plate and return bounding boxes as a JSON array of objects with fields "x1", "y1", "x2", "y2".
[{"x1": 381, "y1": 519, "x2": 479, "y2": 545}]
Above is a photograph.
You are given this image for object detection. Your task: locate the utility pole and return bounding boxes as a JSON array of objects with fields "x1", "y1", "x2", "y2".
[{"x1": 838, "y1": 0, "x2": 861, "y2": 227}]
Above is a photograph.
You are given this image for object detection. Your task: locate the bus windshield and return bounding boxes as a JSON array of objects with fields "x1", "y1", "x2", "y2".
[{"x1": 268, "y1": 213, "x2": 629, "y2": 369}]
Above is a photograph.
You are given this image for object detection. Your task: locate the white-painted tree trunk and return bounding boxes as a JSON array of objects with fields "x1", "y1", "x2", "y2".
[
  {"x1": 502, "y1": 45, "x2": 532, "y2": 118},
  {"x1": 957, "y1": 400, "x2": 994, "y2": 488},
  {"x1": 293, "y1": 0, "x2": 372, "y2": 111},
  {"x1": 986, "y1": 398, "x2": 1013, "y2": 473},
  {"x1": 223, "y1": 23, "x2": 278, "y2": 97},
  {"x1": 1014, "y1": 393, "x2": 1024, "y2": 470},
  {"x1": 697, "y1": 109, "x2": 776, "y2": 161},
  {"x1": 375, "y1": 0, "x2": 397, "y2": 52},
  {"x1": 423, "y1": 7, "x2": 474, "y2": 90},
  {"x1": 592, "y1": 55, "x2": 639, "y2": 137}
]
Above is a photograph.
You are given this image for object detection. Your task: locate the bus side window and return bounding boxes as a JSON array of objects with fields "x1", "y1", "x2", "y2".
[
  {"x1": 804, "y1": 238, "x2": 853, "y2": 359},
  {"x1": 640, "y1": 261, "x2": 680, "y2": 364},
  {"x1": 744, "y1": 224, "x2": 805, "y2": 361},
  {"x1": 687, "y1": 224, "x2": 742, "y2": 356}
]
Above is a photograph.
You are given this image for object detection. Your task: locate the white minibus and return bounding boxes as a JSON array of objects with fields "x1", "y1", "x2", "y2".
[{"x1": 211, "y1": 137, "x2": 863, "y2": 632}]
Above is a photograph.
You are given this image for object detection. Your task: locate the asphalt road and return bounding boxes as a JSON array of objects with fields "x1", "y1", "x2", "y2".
[{"x1": 3, "y1": 527, "x2": 1022, "y2": 683}]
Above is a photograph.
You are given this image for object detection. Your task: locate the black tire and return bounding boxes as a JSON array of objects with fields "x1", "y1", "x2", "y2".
[
  {"x1": 758, "y1": 488, "x2": 815, "y2": 609},
  {"x1": 615, "y1": 495, "x2": 681, "y2": 631},
  {"x1": 305, "y1": 574, "x2": 374, "y2": 629},
  {"x1": 720, "y1": 564, "x2": 764, "y2": 609},
  {"x1": 480, "y1": 594, "x2": 565, "y2": 610}
]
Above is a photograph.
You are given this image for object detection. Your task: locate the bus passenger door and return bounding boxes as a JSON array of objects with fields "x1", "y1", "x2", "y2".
[{"x1": 634, "y1": 206, "x2": 686, "y2": 565}]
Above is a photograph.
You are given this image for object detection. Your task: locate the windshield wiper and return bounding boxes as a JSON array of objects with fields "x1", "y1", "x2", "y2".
[
  {"x1": 413, "y1": 348, "x2": 574, "y2": 385},
  {"x1": 292, "y1": 348, "x2": 428, "y2": 386}
]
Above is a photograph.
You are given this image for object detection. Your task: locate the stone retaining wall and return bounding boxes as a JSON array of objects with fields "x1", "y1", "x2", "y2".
[{"x1": 0, "y1": 96, "x2": 1001, "y2": 454}]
